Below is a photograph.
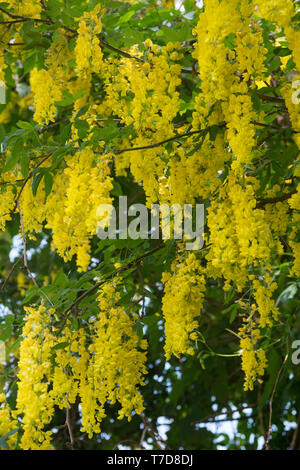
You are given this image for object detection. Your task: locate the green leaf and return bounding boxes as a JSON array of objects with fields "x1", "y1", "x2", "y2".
[
  {"x1": 51, "y1": 341, "x2": 69, "y2": 352},
  {"x1": 1, "y1": 152, "x2": 19, "y2": 173},
  {"x1": 74, "y1": 119, "x2": 89, "y2": 139},
  {"x1": 117, "y1": 10, "x2": 135, "y2": 25},
  {"x1": 0, "y1": 437, "x2": 10, "y2": 450},
  {"x1": 32, "y1": 169, "x2": 44, "y2": 196},
  {"x1": 50, "y1": 146, "x2": 70, "y2": 171},
  {"x1": 224, "y1": 33, "x2": 236, "y2": 50},
  {"x1": 54, "y1": 270, "x2": 69, "y2": 288},
  {"x1": 269, "y1": 56, "x2": 281, "y2": 71},
  {"x1": 209, "y1": 125, "x2": 219, "y2": 142},
  {"x1": 16, "y1": 121, "x2": 36, "y2": 131},
  {"x1": 43, "y1": 172, "x2": 53, "y2": 198},
  {"x1": 75, "y1": 104, "x2": 89, "y2": 119}
]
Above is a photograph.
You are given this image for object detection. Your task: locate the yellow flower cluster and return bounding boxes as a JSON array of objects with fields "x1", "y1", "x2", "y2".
[
  {"x1": 193, "y1": 0, "x2": 268, "y2": 169},
  {"x1": 75, "y1": 4, "x2": 103, "y2": 78},
  {"x1": 164, "y1": 133, "x2": 229, "y2": 206},
  {"x1": 103, "y1": 41, "x2": 182, "y2": 205},
  {"x1": 50, "y1": 326, "x2": 82, "y2": 410},
  {"x1": 7, "y1": 0, "x2": 42, "y2": 18},
  {"x1": 161, "y1": 0, "x2": 175, "y2": 7},
  {"x1": 0, "y1": 174, "x2": 15, "y2": 231},
  {"x1": 0, "y1": 50, "x2": 6, "y2": 83},
  {"x1": 235, "y1": 18, "x2": 267, "y2": 83},
  {"x1": 288, "y1": 183, "x2": 300, "y2": 276},
  {"x1": 16, "y1": 307, "x2": 89, "y2": 449},
  {"x1": 162, "y1": 253, "x2": 206, "y2": 360},
  {"x1": 193, "y1": 0, "x2": 241, "y2": 103},
  {"x1": 0, "y1": 393, "x2": 18, "y2": 450},
  {"x1": 254, "y1": 0, "x2": 294, "y2": 28},
  {"x1": 14, "y1": 283, "x2": 148, "y2": 449},
  {"x1": 206, "y1": 176, "x2": 278, "y2": 291},
  {"x1": 19, "y1": 176, "x2": 46, "y2": 236},
  {"x1": 253, "y1": 277, "x2": 279, "y2": 328},
  {"x1": 264, "y1": 201, "x2": 290, "y2": 237},
  {"x1": 30, "y1": 68, "x2": 62, "y2": 125},
  {"x1": 29, "y1": 36, "x2": 74, "y2": 126},
  {"x1": 81, "y1": 281, "x2": 147, "y2": 436},
  {"x1": 239, "y1": 326, "x2": 267, "y2": 391},
  {"x1": 19, "y1": 148, "x2": 113, "y2": 271},
  {"x1": 286, "y1": 27, "x2": 300, "y2": 76},
  {"x1": 223, "y1": 82, "x2": 257, "y2": 167},
  {"x1": 16, "y1": 305, "x2": 56, "y2": 450},
  {"x1": 1, "y1": 0, "x2": 300, "y2": 426},
  {"x1": 282, "y1": 84, "x2": 300, "y2": 150},
  {"x1": 50, "y1": 150, "x2": 113, "y2": 271}
]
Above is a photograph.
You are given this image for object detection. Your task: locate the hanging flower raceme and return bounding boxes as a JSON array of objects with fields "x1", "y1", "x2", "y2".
[
  {"x1": 239, "y1": 325, "x2": 267, "y2": 391},
  {"x1": 206, "y1": 175, "x2": 280, "y2": 291},
  {"x1": 162, "y1": 253, "x2": 206, "y2": 360},
  {"x1": 30, "y1": 68, "x2": 62, "y2": 125},
  {"x1": 16, "y1": 305, "x2": 56, "y2": 450},
  {"x1": 80, "y1": 280, "x2": 148, "y2": 438},
  {"x1": 75, "y1": 4, "x2": 103, "y2": 78},
  {"x1": 7, "y1": 0, "x2": 42, "y2": 18}
]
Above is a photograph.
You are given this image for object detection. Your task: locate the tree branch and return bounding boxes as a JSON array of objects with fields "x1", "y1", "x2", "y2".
[
  {"x1": 0, "y1": 6, "x2": 51, "y2": 24},
  {"x1": 256, "y1": 190, "x2": 297, "y2": 209},
  {"x1": 65, "y1": 407, "x2": 75, "y2": 450},
  {"x1": 62, "y1": 244, "x2": 164, "y2": 317},
  {"x1": 111, "y1": 129, "x2": 213, "y2": 155},
  {"x1": 1, "y1": 254, "x2": 23, "y2": 290}
]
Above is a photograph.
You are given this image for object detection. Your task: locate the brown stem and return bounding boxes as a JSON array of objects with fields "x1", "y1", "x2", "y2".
[
  {"x1": 10, "y1": 152, "x2": 53, "y2": 214},
  {"x1": 256, "y1": 190, "x2": 297, "y2": 209},
  {"x1": 110, "y1": 129, "x2": 211, "y2": 155},
  {"x1": 61, "y1": 244, "x2": 164, "y2": 317},
  {"x1": 291, "y1": 413, "x2": 300, "y2": 450},
  {"x1": 66, "y1": 407, "x2": 75, "y2": 450},
  {"x1": 265, "y1": 337, "x2": 290, "y2": 450}
]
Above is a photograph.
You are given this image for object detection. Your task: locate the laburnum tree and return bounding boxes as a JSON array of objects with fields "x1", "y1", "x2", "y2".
[{"x1": 0, "y1": 0, "x2": 299, "y2": 451}]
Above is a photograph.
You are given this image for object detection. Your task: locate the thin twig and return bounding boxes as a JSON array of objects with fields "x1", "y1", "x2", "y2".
[
  {"x1": 62, "y1": 244, "x2": 164, "y2": 317},
  {"x1": 10, "y1": 152, "x2": 53, "y2": 214},
  {"x1": 108, "y1": 129, "x2": 210, "y2": 155},
  {"x1": 256, "y1": 190, "x2": 297, "y2": 209},
  {"x1": 0, "y1": 6, "x2": 51, "y2": 23},
  {"x1": 139, "y1": 425, "x2": 147, "y2": 449},
  {"x1": 265, "y1": 337, "x2": 290, "y2": 450},
  {"x1": 192, "y1": 404, "x2": 255, "y2": 425},
  {"x1": 99, "y1": 38, "x2": 144, "y2": 63},
  {"x1": 38, "y1": 118, "x2": 69, "y2": 134},
  {"x1": 255, "y1": 93, "x2": 285, "y2": 105},
  {"x1": 66, "y1": 407, "x2": 75, "y2": 450},
  {"x1": 141, "y1": 415, "x2": 168, "y2": 450}
]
